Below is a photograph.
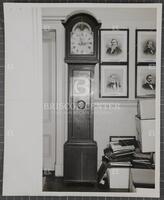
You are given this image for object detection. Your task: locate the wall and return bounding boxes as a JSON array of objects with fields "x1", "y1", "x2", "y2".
[
  {"x1": 43, "y1": 7, "x2": 156, "y2": 168},
  {"x1": 94, "y1": 102, "x2": 138, "y2": 166},
  {"x1": 3, "y1": 5, "x2": 43, "y2": 195},
  {"x1": 93, "y1": 8, "x2": 156, "y2": 165}
]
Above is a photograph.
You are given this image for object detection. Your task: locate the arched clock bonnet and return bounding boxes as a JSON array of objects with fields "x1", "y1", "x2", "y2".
[{"x1": 62, "y1": 13, "x2": 101, "y2": 63}]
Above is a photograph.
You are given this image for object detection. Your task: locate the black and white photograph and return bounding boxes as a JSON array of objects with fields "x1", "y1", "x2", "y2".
[
  {"x1": 136, "y1": 29, "x2": 156, "y2": 63},
  {"x1": 100, "y1": 65, "x2": 128, "y2": 97},
  {"x1": 100, "y1": 29, "x2": 128, "y2": 63},
  {"x1": 136, "y1": 65, "x2": 156, "y2": 97},
  {"x1": 0, "y1": 2, "x2": 162, "y2": 199}
]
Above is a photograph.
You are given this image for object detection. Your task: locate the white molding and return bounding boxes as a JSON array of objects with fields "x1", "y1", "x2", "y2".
[
  {"x1": 94, "y1": 100, "x2": 137, "y2": 108},
  {"x1": 55, "y1": 164, "x2": 63, "y2": 177},
  {"x1": 43, "y1": 20, "x2": 66, "y2": 177},
  {"x1": 42, "y1": 16, "x2": 65, "y2": 21}
]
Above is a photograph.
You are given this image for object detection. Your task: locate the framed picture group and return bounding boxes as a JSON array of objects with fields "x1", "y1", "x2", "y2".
[
  {"x1": 135, "y1": 29, "x2": 156, "y2": 98},
  {"x1": 99, "y1": 28, "x2": 156, "y2": 99},
  {"x1": 99, "y1": 29, "x2": 129, "y2": 98}
]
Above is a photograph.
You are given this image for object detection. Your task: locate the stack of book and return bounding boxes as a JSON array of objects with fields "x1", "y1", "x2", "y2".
[
  {"x1": 103, "y1": 139, "x2": 136, "y2": 164},
  {"x1": 103, "y1": 140, "x2": 154, "y2": 168},
  {"x1": 97, "y1": 137, "x2": 154, "y2": 185},
  {"x1": 131, "y1": 152, "x2": 154, "y2": 169}
]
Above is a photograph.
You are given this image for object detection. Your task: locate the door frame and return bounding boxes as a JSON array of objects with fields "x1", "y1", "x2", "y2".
[{"x1": 42, "y1": 19, "x2": 67, "y2": 176}]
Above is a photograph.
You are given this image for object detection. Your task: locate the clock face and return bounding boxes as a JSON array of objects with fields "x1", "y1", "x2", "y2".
[{"x1": 70, "y1": 22, "x2": 94, "y2": 55}]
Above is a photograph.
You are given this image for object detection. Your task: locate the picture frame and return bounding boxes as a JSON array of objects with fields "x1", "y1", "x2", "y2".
[
  {"x1": 100, "y1": 64, "x2": 128, "y2": 98},
  {"x1": 100, "y1": 29, "x2": 129, "y2": 63},
  {"x1": 136, "y1": 29, "x2": 156, "y2": 63},
  {"x1": 136, "y1": 65, "x2": 156, "y2": 98}
]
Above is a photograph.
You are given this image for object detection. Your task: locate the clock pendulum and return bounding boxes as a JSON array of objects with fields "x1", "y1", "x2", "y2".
[{"x1": 63, "y1": 13, "x2": 101, "y2": 183}]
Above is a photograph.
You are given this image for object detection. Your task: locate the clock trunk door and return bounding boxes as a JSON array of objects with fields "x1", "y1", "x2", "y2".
[{"x1": 68, "y1": 65, "x2": 94, "y2": 142}]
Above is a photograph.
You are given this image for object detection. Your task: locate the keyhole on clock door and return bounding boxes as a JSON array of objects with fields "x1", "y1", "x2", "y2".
[{"x1": 77, "y1": 100, "x2": 86, "y2": 109}]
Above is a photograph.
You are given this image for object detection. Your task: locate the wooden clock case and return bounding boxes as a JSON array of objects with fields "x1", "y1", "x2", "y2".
[{"x1": 63, "y1": 13, "x2": 101, "y2": 183}]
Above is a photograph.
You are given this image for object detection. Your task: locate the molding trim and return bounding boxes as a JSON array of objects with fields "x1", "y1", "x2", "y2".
[
  {"x1": 94, "y1": 99, "x2": 138, "y2": 108},
  {"x1": 55, "y1": 164, "x2": 63, "y2": 177},
  {"x1": 42, "y1": 16, "x2": 65, "y2": 21}
]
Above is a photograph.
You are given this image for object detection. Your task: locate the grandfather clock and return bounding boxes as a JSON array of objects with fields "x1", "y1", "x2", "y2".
[{"x1": 63, "y1": 13, "x2": 101, "y2": 183}]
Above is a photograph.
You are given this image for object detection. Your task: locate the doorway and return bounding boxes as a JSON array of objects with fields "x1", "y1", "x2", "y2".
[{"x1": 43, "y1": 30, "x2": 56, "y2": 171}]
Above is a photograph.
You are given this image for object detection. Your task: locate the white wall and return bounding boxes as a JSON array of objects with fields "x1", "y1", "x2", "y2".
[
  {"x1": 42, "y1": 7, "x2": 156, "y2": 169},
  {"x1": 94, "y1": 101, "x2": 137, "y2": 166},
  {"x1": 3, "y1": 5, "x2": 43, "y2": 195}
]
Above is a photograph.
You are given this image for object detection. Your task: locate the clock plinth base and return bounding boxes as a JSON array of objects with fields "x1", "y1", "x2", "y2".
[{"x1": 64, "y1": 141, "x2": 97, "y2": 183}]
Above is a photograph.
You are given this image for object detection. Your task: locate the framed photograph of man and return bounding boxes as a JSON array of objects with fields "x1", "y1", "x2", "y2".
[
  {"x1": 136, "y1": 65, "x2": 156, "y2": 98},
  {"x1": 136, "y1": 29, "x2": 156, "y2": 63},
  {"x1": 100, "y1": 29, "x2": 129, "y2": 63},
  {"x1": 100, "y1": 65, "x2": 128, "y2": 98}
]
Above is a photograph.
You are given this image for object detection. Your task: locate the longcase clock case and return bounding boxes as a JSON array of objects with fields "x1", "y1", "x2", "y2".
[{"x1": 63, "y1": 13, "x2": 101, "y2": 183}]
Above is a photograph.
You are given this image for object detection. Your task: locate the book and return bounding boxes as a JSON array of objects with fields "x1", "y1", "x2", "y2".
[
  {"x1": 133, "y1": 152, "x2": 153, "y2": 160},
  {"x1": 110, "y1": 141, "x2": 135, "y2": 152},
  {"x1": 131, "y1": 160, "x2": 154, "y2": 169},
  {"x1": 109, "y1": 161, "x2": 132, "y2": 167},
  {"x1": 110, "y1": 150, "x2": 134, "y2": 159},
  {"x1": 119, "y1": 139, "x2": 137, "y2": 147}
]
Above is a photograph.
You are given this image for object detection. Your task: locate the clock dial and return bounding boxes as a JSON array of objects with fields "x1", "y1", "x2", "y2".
[{"x1": 71, "y1": 22, "x2": 94, "y2": 55}]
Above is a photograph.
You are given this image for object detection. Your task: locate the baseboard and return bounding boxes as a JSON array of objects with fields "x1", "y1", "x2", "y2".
[{"x1": 55, "y1": 164, "x2": 63, "y2": 176}]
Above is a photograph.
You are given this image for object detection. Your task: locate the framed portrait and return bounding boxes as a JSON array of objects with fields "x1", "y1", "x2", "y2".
[
  {"x1": 136, "y1": 29, "x2": 156, "y2": 63},
  {"x1": 100, "y1": 29, "x2": 129, "y2": 63},
  {"x1": 136, "y1": 65, "x2": 156, "y2": 98},
  {"x1": 100, "y1": 65, "x2": 128, "y2": 98}
]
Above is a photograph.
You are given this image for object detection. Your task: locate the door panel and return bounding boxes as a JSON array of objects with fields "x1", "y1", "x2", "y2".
[
  {"x1": 64, "y1": 146, "x2": 82, "y2": 181},
  {"x1": 43, "y1": 30, "x2": 56, "y2": 170},
  {"x1": 72, "y1": 70, "x2": 90, "y2": 139},
  {"x1": 68, "y1": 65, "x2": 94, "y2": 141},
  {"x1": 64, "y1": 143, "x2": 97, "y2": 182},
  {"x1": 83, "y1": 146, "x2": 97, "y2": 181}
]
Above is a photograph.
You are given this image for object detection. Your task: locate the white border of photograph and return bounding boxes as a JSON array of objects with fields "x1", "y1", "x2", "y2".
[
  {"x1": 101, "y1": 30, "x2": 128, "y2": 62},
  {"x1": 137, "y1": 30, "x2": 156, "y2": 63},
  {"x1": 2, "y1": 3, "x2": 162, "y2": 198},
  {"x1": 101, "y1": 65, "x2": 127, "y2": 97},
  {"x1": 136, "y1": 65, "x2": 156, "y2": 97}
]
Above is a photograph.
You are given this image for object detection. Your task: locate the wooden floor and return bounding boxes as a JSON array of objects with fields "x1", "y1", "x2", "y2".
[{"x1": 43, "y1": 175, "x2": 110, "y2": 192}]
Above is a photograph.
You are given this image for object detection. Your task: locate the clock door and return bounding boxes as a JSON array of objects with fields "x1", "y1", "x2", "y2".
[{"x1": 68, "y1": 65, "x2": 94, "y2": 142}]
